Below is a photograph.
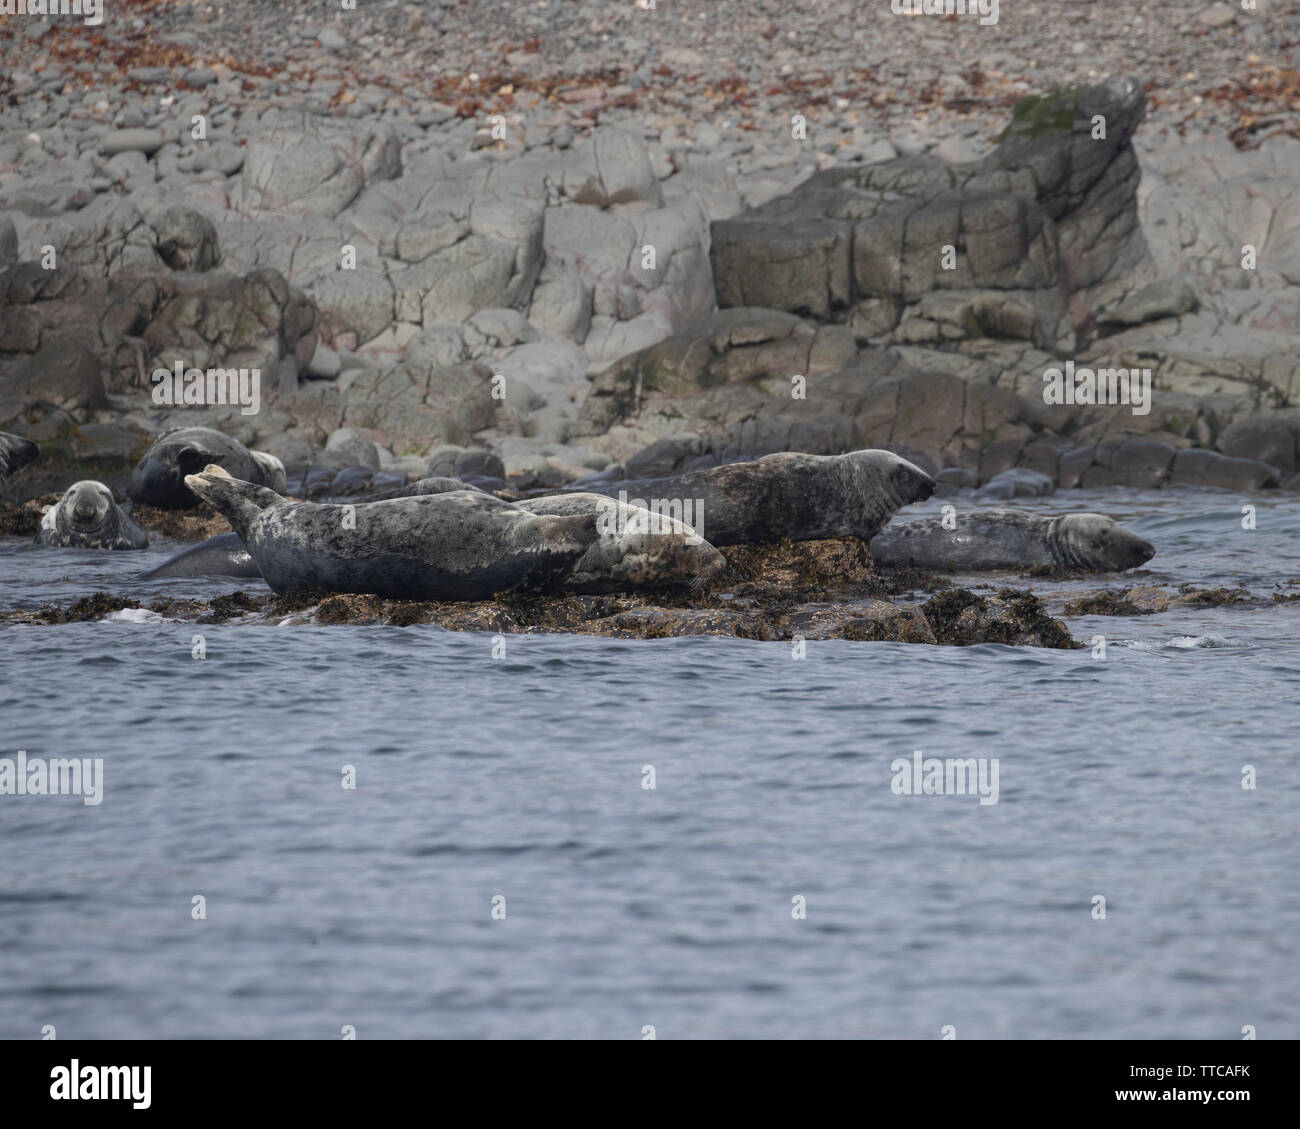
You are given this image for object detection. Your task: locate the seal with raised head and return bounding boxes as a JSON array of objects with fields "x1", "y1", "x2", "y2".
[
  {"x1": 869, "y1": 509, "x2": 1155, "y2": 572},
  {"x1": 516, "y1": 493, "x2": 725, "y2": 592},
  {"x1": 557, "y1": 450, "x2": 935, "y2": 547},
  {"x1": 34, "y1": 481, "x2": 148, "y2": 550},
  {"x1": 137, "y1": 478, "x2": 489, "y2": 581},
  {"x1": 183, "y1": 466, "x2": 598, "y2": 601},
  {"x1": 129, "y1": 427, "x2": 286, "y2": 509},
  {"x1": 0, "y1": 431, "x2": 38, "y2": 500}
]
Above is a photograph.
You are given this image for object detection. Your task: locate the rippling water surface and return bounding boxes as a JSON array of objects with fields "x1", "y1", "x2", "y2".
[{"x1": 1, "y1": 487, "x2": 1298, "y2": 1038}]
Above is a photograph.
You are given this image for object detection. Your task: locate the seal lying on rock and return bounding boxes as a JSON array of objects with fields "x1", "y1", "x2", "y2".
[
  {"x1": 556, "y1": 450, "x2": 935, "y2": 546},
  {"x1": 138, "y1": 531, "x2": 261, "y2": 579},
  {"x1": 869, "y1": 509, "x2": 1155, "y2": 572},
  {"x1": 34, "y1": 481, "x2": 148, "y2": 550},
  {"x1": 0, "y1": 432, "x2": 38, "y2": 500},
  {"x1": 516, "y1": 493, "x2": 726, "y2": 592},
  {"x1": 129, "y1": 427, "x2": 287, "y2": 509},
  {"x1": 184, "y1": 466, "x2": 598, "y2": 601},
  {"x1": 137, "y1": 478, "x2": 488, "y2": 580}
]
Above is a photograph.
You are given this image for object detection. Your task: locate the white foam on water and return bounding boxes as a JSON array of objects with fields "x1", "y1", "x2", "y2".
[{"x1": 104, "y1": 608, "x2": 166, "y2": 623}]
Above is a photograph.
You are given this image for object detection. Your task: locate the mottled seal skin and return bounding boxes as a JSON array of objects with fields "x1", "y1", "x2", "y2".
[
  {"x1": 129, "y1": 427, "x2": 285, "y2": 509},
  {"x1": 517, "y1": 493, "x2": 726, "y2": 592},
  {"x1": 0, "y1": 431, "x2": 38, "y2": 500},
  {"x1": 34, "y1": 481, "x2": 148, "y2": 550},
  {"x1": 139, "y1": 480, "x2": 488, "y2": 581},
  {"x1": 184, "y1": 466, "x2": 598, "y2": 601},
  {"x1": 560, "y1": 450, "x2": 935, "y2": 546},
  {"x1": 869, "y1": 509, "x2": 1155, "y2": 572},
  {"x1": 138, "y1": 532, "x2": 262, "y2": 580}
]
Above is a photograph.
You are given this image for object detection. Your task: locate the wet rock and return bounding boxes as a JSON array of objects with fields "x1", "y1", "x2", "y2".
[
  {"x1": 1169, "y1": 448, "x2": 1280, "y2": 491},
  {"x1": 1217, "y1": 417, "x2": 1296, "y2": 472},
  {"x1": 921, "y1": 588, "x2": 1078, "y2": 648},
  {"x1": 455, "y1": 448, "x2": 505, "y2": 479},
  {"x1": 974, "y1": 467, "x2": 1055, "y2": 500}
]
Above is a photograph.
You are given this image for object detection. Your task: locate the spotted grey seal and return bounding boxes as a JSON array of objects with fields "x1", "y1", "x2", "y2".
[
  {"x1": 184, "y1": 466, "x2": 598, "y2": 601},
  {"x1": 516, "y1": 493, "x2": 726, "y2": 592},
  {"x1": 138, "y1": 531, "x2": 261, "y2": 579},
  {"x1": 137, "y1": 478, "x2": 486, "y2": 581},
  {"x1": 34, "y1": 481, "x2": 148, "y2": 550},
  {"x1": 129, "y1": 427, "x2": 286, "y2": 509},
  {"x1": 869, "y1": 509, "x2": 1155, "y2": 572},
  {"x1": 555, "y1": 450, "x2": 935, "y2": 547},
  {"x1": 0, "y1": 431, "x2": 38, "y2": 500}
]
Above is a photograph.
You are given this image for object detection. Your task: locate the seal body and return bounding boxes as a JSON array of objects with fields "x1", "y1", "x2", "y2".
[
  {"x1": 0, "y1": 431, "x2": 38, "y2": 499},
  {"x1": 34, "y1": 480, "x2": 148, "y2": 550},
  {"x1": 869, "y1": 509, "x2": 1155, "y2": 572},
  {"x1": 516, "y1": 493, "x2": 725, "y2": 592},
  {"x1": 138, "y1": 532, "x2": 262, "y2": 579},
  {"x1": 129, "y1": 427, "x2": 286, "y2": 509},
  {"x1": 556, "y1": 450, "x2": 935, "y2": 546},
  {"x1": 184, "y1": 467, "x2": 597, "y2": 601}
]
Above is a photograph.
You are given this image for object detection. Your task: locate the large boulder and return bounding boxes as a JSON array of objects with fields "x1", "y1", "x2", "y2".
[{"x1": 710, "y1": 77, "x2": 1149, "y2": 351}]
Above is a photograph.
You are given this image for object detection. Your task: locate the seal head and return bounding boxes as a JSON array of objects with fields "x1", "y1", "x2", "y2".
[
  {"x1": 1053, "y1": 514, "x2": 1155, "y2": 571},
  {"x1": 35, "y1": 480, "x2": 149, "y2": 550}
]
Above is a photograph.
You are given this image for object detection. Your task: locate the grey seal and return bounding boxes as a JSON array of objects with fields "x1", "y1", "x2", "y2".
[
  {"x1": 183, "y1": 466, "x2": 598, "y2": 601},
  {"x1": 516, "y1": 493, "x2": 726, "y2": 592},
  {"x1": 129, "y1": 427, "x2": 286, "y2": 509},
  {"x1": 34, "y1": 481, "x2": 149, "y2": 550},
  {"x1": 869, "y1": 509, "x2": 1155, "y2": 572},
  {"x1": 551, "y1": 450, "x2": 935, "y2": 547},
  {"x1": 0, "y1": 431, "x2": 38, "y2": 499},
  {"x1": 136, "y1": 479, "x2": 487, "y2": 581},
  {"x1": 137, "y1": 532, "x2": 262, "y2": 580}
]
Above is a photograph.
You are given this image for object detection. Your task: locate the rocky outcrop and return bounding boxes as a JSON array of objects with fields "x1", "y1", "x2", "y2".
[{"x1": 710, "y1": 78, "x2": 1149, "y2": 352}]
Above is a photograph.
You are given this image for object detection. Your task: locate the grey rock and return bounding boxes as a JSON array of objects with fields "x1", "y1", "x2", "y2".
[
  {"x1": 100, "y1": 129, "x2": 167, "y2": 156},
  {"x1": 325, "y1": 427, "x2": 382, "y2": 471}
]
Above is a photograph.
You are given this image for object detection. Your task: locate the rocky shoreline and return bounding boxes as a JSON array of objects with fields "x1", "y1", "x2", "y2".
[
  {"x1": 2, "y1": 2, "x2": 1299, "y2": 507},
  {"x1": 2, "y1": 2, "x2": 1298, "y2": 647}
]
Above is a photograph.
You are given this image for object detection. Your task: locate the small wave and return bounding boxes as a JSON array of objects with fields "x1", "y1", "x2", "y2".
[
  {"x1": 104, "y1": 608, "x2": 166, "y2": 624},
  {"x1": 1129, "y1": 634, "x2": 1235, "y2": 651}
]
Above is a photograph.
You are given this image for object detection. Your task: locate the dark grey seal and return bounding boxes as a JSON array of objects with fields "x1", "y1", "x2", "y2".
[
  {"x1": 516, "y1": 493, "x2": 726, "y2": 592},
  {"x1": 184, "y1": 466, "x2": 598, "y2": 601},
  {"x1": 34, "y1": 481, "x2": 148, "y2": 550},
  {"x1": 0, "y1": 431, "x2": 38, "y2": 499},
  {"x1": 551, "y1": 450, "x2": 935, "y2": 547},
  {"x1": 129, "y1": 427, "x2": 286, "y2": 509},
  {"x1": 138, "y1": 532, "x2": 262, "y2": 580},
  {"x1": 869, "y1": 509, "x2": 1155, "y2": 572}
]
